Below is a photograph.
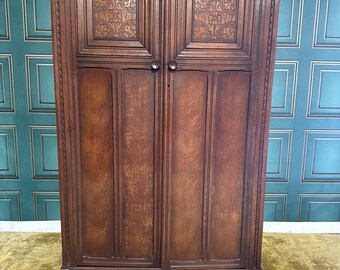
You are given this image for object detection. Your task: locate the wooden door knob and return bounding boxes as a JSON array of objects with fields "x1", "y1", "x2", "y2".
[
  {"x1": 168, "y1": 61, "x2": 178, "y2": 71},
  {"x1": 151, "y1": 60, "x2": 161, "y2": 70}
]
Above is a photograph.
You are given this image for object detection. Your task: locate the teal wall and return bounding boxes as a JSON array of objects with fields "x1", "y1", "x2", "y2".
[
  {"x1": 0, "y1": 0, "x2": 59, "y2": 221},
  {"x1": 265, "y1": 0, "x2": 340, "y2": 222},
  {"x1": 0, "y1": 0, "x2": 339, "y2": 222}
]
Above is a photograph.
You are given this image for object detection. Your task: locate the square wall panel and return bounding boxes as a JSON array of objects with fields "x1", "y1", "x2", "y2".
[
  {"x1": 33, "y1": 192, "x2": 60, "y2": 220},
  {"x1": 25, "y1": 55, "x2": 55, "y2": 113},
  {"x1": 0, "y1": 0, "x2": 10, "y2": 40},
  {"x1": 313, "y1": 140, "x2": 340, "y2": 174},
  {"x1": 299, "y1": 194, "x2": 340, "y2": 221},
  {"x1": 264, "y1": 194, "x2": 287, "y2": 221},
  {"x1": 308, "y1": 62, "x2": 340, "y2": 117},
  {"x1": 271, "y1": 61, "x2": 298, "y2": 117},
  {"x1": 0, "y1": 54, "x2": 14, "y2": 112},
  {"x1": 30, "y1": 126, "x2": 58, "y2": 180},
  {"x1": 266, "y1": 130, "x2": 292, "y2": 182},
  {"x1": 276, "y1": 0, "x2": 303, "y2": 47},
  {"x1": 313, "y1": 0, "x2": 340, "y2": 48},
  {"x1": 23, "y1": 0, "x2": 52, "y2": 40},
  {"x1": 0, "y1": 125, "x2": 19, "y2": 179},
  {"x1": 0, "y1": 191, "x2": 22, "y2": 221},
  {"x1": 302, "y1": 130, "x2": 340, "y2": 182}
]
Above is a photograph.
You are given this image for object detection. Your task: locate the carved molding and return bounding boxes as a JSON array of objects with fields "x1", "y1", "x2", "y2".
[
  {"x1": 255, "y1": 0, "x2": 277, "y2": 266},
  {"x1": 192, "y1": 0, "x2": 238, "y2": 42},
  {"x1": 93, "y1": 0, "x2": 137, "y2": 40},
  {"x1": 55, "y1": 0, "x2": 70, "y2": 264}
]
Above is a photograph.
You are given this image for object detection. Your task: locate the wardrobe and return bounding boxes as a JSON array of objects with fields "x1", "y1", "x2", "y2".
[{"x1": 51, "y1": 0, "x2": 279, "y2": 269}]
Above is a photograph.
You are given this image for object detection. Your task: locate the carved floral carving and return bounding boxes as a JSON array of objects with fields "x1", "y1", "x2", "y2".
[
  {"x1": 193, "y1": 0, "x2": 238, "y2": 42},
  {"x1": 93, "y1": 0, "x2": 137, "y2": 40}
]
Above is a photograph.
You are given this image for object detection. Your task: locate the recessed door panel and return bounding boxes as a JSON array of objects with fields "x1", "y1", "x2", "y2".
[
  {"x1": 169, "y1": 71, "x2": 208, "y2": 261},
  {"x1": 121, "y1": 69, "x2": 156, "y2": 259},
  {"x1": 79, "y1": 68, "x2": 114, "y2": 258},
  {"x1": 77, "y1": 67, "x2": 161, "y2": 267},
  {"x1": 210, "y1": 71, "x2": 250, "y2": 261},
  {"x1": 166, "y1": 70, "x2": 250, "y2": 268}
]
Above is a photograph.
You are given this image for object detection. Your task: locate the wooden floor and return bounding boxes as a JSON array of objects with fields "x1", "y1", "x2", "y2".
[{"x1": 0, "y1": 233, "x2": 339, "y2": 269}]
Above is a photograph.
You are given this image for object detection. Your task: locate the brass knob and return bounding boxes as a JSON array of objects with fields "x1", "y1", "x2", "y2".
[
  {"x1": 151, "y1": 60, "x2": 160, "y2": 70},
  {"x1": 168, "y1": 60, "x2": 178, "y2": 71}
]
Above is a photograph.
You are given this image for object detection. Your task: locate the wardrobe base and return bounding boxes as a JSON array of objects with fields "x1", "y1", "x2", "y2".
[
  {"x1": 62, "y1": 267, "x2": 161, "y2": 270},
  {"x1": 61, "y1": 266, "x2": 261, "y2": 270}
]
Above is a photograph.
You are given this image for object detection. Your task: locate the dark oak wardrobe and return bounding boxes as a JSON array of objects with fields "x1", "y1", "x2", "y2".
[{"x1": 51, "y1": 0, "x2": 279, "y2": 269}]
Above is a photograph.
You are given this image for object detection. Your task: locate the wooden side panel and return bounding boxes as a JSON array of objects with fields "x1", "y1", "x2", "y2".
[
  {"x1": 79, "y1": 69, "x2": 114, "y2": 257},
  {"x1": 121, "y1": 70, "x2": 156, "y2": 259},
  {"x1": 210, "y1": 71, "x2": 250, "y2": 260},
  {"x1": 170, "y1": 71, "x2": 208, "y2": 261}
]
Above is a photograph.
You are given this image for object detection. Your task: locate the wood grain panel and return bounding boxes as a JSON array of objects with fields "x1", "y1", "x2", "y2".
[
  {"x1": 170, "y1": 71, "x2": 208, "y2": 261},
  {"x1": 121, "y1": 69, "x2": 156, "y2": 259},
  {"x1": 79, "y1": 68, "x2": 114, "y2": 257},
  {"x1": 210, "y1": 71, "x2": 250, "y2": 260}
]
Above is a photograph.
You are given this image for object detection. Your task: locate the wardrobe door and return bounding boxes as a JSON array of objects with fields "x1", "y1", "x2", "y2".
[
  {"x1": 163, "y1": 0, "x2": 278, "y2": 269},
  {"x1": 52, "y1": 0, "x2": 163, "y2": 268}
]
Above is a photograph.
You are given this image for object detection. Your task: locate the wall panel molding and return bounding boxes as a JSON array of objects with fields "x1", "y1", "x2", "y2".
[
  {"x1": 276, "y1": 0, "x2": 304, "y2": 47},
  {"x1": 29, "y1": 126, "x2": 58, "y2": 180},
  {"x1": 264, "y1": 194, "x2": 288, "y2": 221},
  {"x1": 22, "y1": 0, "x2": 52, "y2": 41},
  {"x1": 0, "y1": 0, "x2": 10, "y2": 40},
  {"x1": 0, "y1": 125, "x2": 19, "y2": 179},
  {"x1": 0, "y1": 54, "x2": 14, "y2": 112},
  {"x1": 266, "y1": 130, "x2": 293, "y2": 182},
  {"x1": 301, "y1": 130, "x2": 340, "y2": 183},
  {"x1": 271, "y1": 61, "x2": 298, "y2": 117},
  {"x1": 0, "y1": 191, "x2": 22, "y2": 221},
  {"x1": 313, "y1": 0, "x2": 340, "y2": 48},
  {"x1": 298, "y1": 194, "x2": 340, "y2": 221},
  {"x1": 25, "y1": 55, "x2": 55, "y2": 113},
  {"x1": 33, "y1": 191, "x2": 60, "y2": 221},
  {"x1": 307, "y1": 61, "x2": 340, "y2": 118}
]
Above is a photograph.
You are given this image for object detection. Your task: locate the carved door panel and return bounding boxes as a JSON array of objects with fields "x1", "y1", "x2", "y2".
[
  {"x1": 163, "y1": 0, "x2": 276, "y2": 269},
  {"x1": 73, "y1": 0, "x2": 162, "y2": 267}
]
